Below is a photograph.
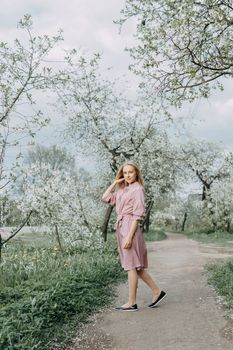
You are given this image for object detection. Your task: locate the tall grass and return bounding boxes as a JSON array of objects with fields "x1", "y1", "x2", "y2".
[{"x1": 0, "y1": 236, "x2": 126, "y2": 349}]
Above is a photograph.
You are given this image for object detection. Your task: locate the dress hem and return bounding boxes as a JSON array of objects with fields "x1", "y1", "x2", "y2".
[{"x1": 122, "y1": 264, "x2": 148, "y2": 272}]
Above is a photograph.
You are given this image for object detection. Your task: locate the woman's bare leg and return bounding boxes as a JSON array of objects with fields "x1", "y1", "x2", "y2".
[
  {"x1": 137, "y1": 269, "x2": 161, "y2": 301},
  {"x1": 122, "y1": 269, "x2": 138, "y2": 307}
]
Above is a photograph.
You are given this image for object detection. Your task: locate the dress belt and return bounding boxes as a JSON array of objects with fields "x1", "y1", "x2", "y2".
[{"x1": 115, "y1": 214, "x2": 132, "y2": 229}]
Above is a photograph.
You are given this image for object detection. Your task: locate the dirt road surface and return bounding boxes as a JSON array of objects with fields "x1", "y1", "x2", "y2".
[{"x1": 68, "y1": 233, "x2": 233, "y2": 350}]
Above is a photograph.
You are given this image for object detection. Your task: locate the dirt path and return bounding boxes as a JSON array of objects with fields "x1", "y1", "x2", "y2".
[{"x1": 68, "y1": 233, "x2": 233, "y2": 350}]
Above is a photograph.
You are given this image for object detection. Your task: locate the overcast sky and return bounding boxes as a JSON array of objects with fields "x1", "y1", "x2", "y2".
[{"x1": 1, "y1": 0, "x2": 233, "y2": 169}]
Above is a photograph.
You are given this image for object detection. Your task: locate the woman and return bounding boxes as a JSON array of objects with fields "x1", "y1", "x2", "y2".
[{"x1": 101, "y1": 161, "x2": 166, "y2": 311}]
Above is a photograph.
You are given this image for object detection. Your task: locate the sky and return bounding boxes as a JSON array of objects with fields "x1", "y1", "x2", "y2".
[{"x1": 1, "y1": 0, "x2": 233, "y2": 171}]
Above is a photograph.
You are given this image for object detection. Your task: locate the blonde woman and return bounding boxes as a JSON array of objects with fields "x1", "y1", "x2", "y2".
[{"x1": 101, "y1": 161, "x2": 166, "y2": 311}]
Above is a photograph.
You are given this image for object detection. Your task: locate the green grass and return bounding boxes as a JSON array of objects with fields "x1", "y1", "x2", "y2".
[
  {"x1": 206, "y1": 259, "x2": 233, "y2": 315},
  {"x1": 180, "y1": 230, "x2": 233, "y2": 246},
  {"x1": 8, "y1": 230, "x2": 55, "y2": 248},
  {"x1": 0, "y1": 235, "x2": 126, "y2": 350},
  {"x1": 144, "y1": 228, "x2": 167, "y2": 242}
]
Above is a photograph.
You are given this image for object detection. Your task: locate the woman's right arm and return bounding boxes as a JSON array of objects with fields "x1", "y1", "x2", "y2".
[
  {"x1": 101, "y1": 181, "x2": 117, "y2": 206},
  {"x1": 101, "y1": 179, "x2": 124, "y2": 206}
]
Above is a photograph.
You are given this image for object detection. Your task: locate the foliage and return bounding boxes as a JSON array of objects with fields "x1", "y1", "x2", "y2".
[
  {"x1": 0, "y1": 15, "x2": 63, "y2": 191},
  {"x1": 159, "y1": 192, "x2": 233, "y2": 234},
  {"x1": 55, "y1": 51, "x2": 178, "y2": 216},
  {"x1": 56, "y1": 50, "x2": 172, "y2": 173},
  {"x1": 160, "y1": 142, "x2": 233, "y2": 232},
  {"x1": 144, "y1": 228, "x2": 166, "y2": 241},
  {"x1": 211, "y1": 179, "x2": 233, "y2": 231},
  {"x1": 52, "y1": 49, "x2": 181, "y2": 237},
  {"x1": 25, "y1": 144, "x2": 76, "y2": 174},
  {"x1": 17, "y1": 162, "x2": 99, "y2": 243},
  {"x1": 118, "y1": 0, "x2": 233, "y2": 106},
  {"x1": 0, "y1": 235, "x2": 126, "y2": 350},
  {"x1": 180, "y1": 141, "x2": 232, "y2": 200},
  {"x1": 206, "y1": 259, "x2": 233, "y2": 312},
  {"x1": 0, "y1": 195, "x2": 22, "y2": 226}
]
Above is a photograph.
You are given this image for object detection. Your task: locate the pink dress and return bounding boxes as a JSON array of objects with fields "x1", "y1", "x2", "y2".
[{"x1": 101, "y1": 182, "x2": 148, "y2": 271}]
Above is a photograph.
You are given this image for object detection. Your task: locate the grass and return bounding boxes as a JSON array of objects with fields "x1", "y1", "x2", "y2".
[
  {"x1": 0, "y1": 235, "x2": 126, "y2": 350},
  {"x1": 168, "y1": 228, "x2": 233, "y2": 246},
  {"x1": 206, "y1": 259, "x2": 233, "y2": 316},
  {"x1": 0, "y1": 225, "x2": 166, "y2": 349},
  {"x1": 144, "y1": 228, "x2": 167, "y2": 242},
  {"x1": 152, "y1": 225, "x2": 233, "y2": 249},
  {"x1": 1, "y1": 227, "x2": 53, "y2": 249}
]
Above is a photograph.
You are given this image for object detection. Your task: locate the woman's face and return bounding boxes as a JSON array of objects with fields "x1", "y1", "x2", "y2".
[{"x1": 123, "y1": 165, "x2": 137, "y2": 185}]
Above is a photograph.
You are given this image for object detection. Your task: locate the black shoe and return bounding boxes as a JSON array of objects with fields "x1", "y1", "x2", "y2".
[
  {"x1": 115, "y1": 304, "x2": 138, "y2": 311},
  {"x1": 148, "y1": 291, "x2": 166, "y2": 308}
]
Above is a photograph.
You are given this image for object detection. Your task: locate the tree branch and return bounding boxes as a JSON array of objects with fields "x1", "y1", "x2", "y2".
[{"x1": 1, "y1": 210, "x2": 33, "y2": 246}]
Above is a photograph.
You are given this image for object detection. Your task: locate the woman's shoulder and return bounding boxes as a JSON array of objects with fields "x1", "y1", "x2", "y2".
[
  {"x1": 115, "y1": 187, "x2": 124, "y2": 195},
  {"x1": 130, "y1": 182, "x2": 144, "y2": 192}
]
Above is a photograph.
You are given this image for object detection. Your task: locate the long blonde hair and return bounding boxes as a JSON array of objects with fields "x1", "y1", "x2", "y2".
[{"x1": 115, "y1": 161, "x2": 144, "y2": 188}]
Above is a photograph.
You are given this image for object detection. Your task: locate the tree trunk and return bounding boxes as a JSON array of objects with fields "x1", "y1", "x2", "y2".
[
  {"x1": 144, "y1": 211, "x2": 150, "y2": 233},
  {"x1": 101, "y1": 205, "x2": 113, "y2": 242},
  {"x1": 181, "y1": 212, "x2": 187, "y2": 231},
  {"x1": 0, "y1": 234, "x2": 2, "y2": 262},
  {"x1": 202, "y1": 185, "x2": 206, "y2": 201},
  {"x1": 55, "y1": 224, "x2": 63, "y2": 252},
  {"x1": 142, "y1": 200, "x2": 154, "y2": 233},
  {"x1": 202, "y1": 183, "x2": 211, "y2": 202}
]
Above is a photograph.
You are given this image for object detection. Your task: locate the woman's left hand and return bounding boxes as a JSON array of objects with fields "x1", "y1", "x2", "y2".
[{"x1": 123, "y1": 235, "x2": 133, "y2": 249}]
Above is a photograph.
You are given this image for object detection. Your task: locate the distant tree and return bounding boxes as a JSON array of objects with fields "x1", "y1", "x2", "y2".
[
  {"x1": 155, "y1": 193, "x2": 204, "y2": 232},
  {"x1": 180, "y1": 140, "x2": 233, "y2": 229},
  {"x1": 0, "y1": 194, "x2": 22, "y2": 226},
  {"x1": 18, "y1": 160, "x2": 104, "y2": 246},
  {"x1": 118, "y1": 0, "x2": 233, "y2": 106},
  {"x1": 25, "y1": 144, "x2": 75, "y2": 174},
  {"x1": 211, "y1": 178, "x2": 233, "y2": 231},
  {"x1": 18, "y1": 145, "x2": 99, "y2": 237},
  {"x1": 181, "y1": 141, "x2": 231, "y2": 201}
]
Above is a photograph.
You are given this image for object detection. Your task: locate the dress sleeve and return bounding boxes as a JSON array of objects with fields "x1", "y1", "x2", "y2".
[
  {"x1": 132, "y1": 187, "x2": 145, "y2": 221},
  {"x1": 101, "y1": 191, "x2": 117, "y2": 207}
]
